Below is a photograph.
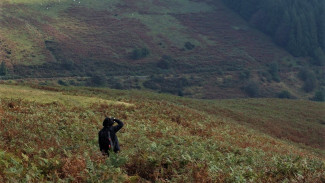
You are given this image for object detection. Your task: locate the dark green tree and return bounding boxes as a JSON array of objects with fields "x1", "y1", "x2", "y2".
[
  {"x1": 223, "y1": 0, "x2": 325, "y2": 59},
  {"x1": 312, "y1": 90, "x2": 325, "y2": 102},
  {"x1": 242, "y1": 81, "x2": 259, "y2": 97},
  {"x1": 0, "y1": 61, "x2": 7, "y2": 76},
  {"x1": 131, "y1": 48, "x2": 150, "y2": 60},
  {"x1": 278, "y1": 90, "x2": 292, "y2": 99},
  {"x1": 313, "y1": 47, "x2": 325, "y2": 66}
]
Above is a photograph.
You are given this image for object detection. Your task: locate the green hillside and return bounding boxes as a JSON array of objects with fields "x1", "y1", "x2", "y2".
[
  {"x1": 0, "y1": 0, "x2": 324, "y2": 99},
  {"x1": 0, "y1": 83, "x2": 324, "y2": 182}
]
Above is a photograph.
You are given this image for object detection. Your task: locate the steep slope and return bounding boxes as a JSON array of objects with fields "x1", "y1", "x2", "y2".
[
  {"x1": 0, "y1": 0, "x2": 322, "y2": 99},
  {"x1": 0, "y1": 83, "x2": 324, "y2": 182}
]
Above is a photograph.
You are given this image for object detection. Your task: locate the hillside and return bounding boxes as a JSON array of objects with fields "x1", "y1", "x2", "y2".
[
  {"x1": 0, "y1": 0, "x2": 323, "y2": 99},
  {"x1": 0, "y1": 83, "x2": 324, "y2": 182}
]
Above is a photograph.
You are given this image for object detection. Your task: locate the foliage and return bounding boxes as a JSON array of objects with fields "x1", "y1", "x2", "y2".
[
  {"x1": 278, "y1": 90, "x2": 292, "y2": 99},
  {"x1": 239, "y1": 70, "x2": 251, "y2": 80},
  {"x1": 157, "y1": 55, "x2": 174, "y2": 70},
  {"x1": 0, "y1": 84, "x2": 324, "y2": 182},
  {"x1": 312, "y1": 47, "x2": 325, "y2": 66},
  {"x1": 223, "y1": 0, "x2": 325, "y2": 58},
  {"x1": 58, "y1": 80, "x2": 68, "y2": 86},
  {"x1": 268, "y1": 62, "x2": 280, "y2": 82},
  {"x1": 0, "y1": 61, "x2": 7, "y2": 76},
  {"x1": 130, "y1": 48, "x2": 150, "y2": 60},
  {"x1": 298, "y1": 68, "x2": 317, "y2": 93},
  {"x1": 143, "y1": 75, "x2": 191, "y2": 95},
  {"x1": 242, "y1": 81, "x2": 259, "y2": 97},
  {"x1": 184, "y1": 42, "x2": 195, "y2": 50},
  {"x1": 312, "y1": 90, "x2": 325, "y2": 102},
  {"x1": 88, "y1": 74, "x2": 106, "y2": 87}
]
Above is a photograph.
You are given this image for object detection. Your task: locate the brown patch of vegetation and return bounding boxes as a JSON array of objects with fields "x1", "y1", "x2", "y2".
[{"x1": 60, "y1": 156, "x2": 86, "y2": 182}]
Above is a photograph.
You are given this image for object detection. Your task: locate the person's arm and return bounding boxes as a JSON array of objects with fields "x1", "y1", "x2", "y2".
[{"x1": 112, "y1": 118, "x2": 124, "y2": 132}]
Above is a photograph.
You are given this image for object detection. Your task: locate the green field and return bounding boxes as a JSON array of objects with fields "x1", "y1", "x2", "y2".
[{"x1": 0, "y1": 84, "x2": 324, "y2": 182}]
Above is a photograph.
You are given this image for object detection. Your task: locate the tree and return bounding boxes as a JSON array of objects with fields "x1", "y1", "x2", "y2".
[
  {"x1": 242, "y1": 81, "x2": 259, "y2": 97},
  {"x1": 268, "y1": 63, "x2": 280, "y2": 82},
  {"x1": 89, "y1": 74, "x2": 106, "y2": 86},
  {"x1": 131, "y1": 48, "x2": 150, "y2": 60},
  {"x1": 223, "y1": 0, "x2": 325, "y2": 59},
  {"x1": 312, "y1": 90, "x2": 325, "y2": 102},
  {"x1": 0, "y1": 61, "x2": 7, "y2": 76},
  {"x1": 278, "y1": 90, "x2": 292, "y2": 99},
  {"x1": 312, "y1": 47, "x2": 325, "y2": 66}
]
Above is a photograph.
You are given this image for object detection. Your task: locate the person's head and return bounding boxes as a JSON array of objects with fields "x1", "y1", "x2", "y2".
[{"x1": 103, "y1": 117, "x2": 114, "y2": 127}]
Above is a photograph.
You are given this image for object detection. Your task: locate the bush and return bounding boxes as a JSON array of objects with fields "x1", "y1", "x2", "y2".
[
  {"x1": 278, "y1": 90, "x2": 292, "y2": 99},
  {"x1": 61, "y1": 60, "x2": 74, "y2": 71},
  {"x1": 0, "y1": 61, "x2": 7, "y2": 76},
  {"x1": 184, "y1": 42, "x2": 195, "y2": 50},
  {"x1": 312, "y1": 90, "x2": 325, "y2": 102},
  {"x1": 143, "y1": 75, "x2": 191, "y2": 95},
  {"x1": 298, "y1": 68, "x2": 317, "y2": 93},
  {"x1": 58, "y1": 80, "x2": 68, "y2": 86},
  {"x1": 131, "y1": 48, "x2": 150, "y2": 60},
  {"x1": 242, "y1": 81, "x2": 259, "y2": 97},
  {"x1": 88, "y1": 74, "x2": 106, "y2": 86},
  {"x1": 303, "y1": 76, "x2": 317, "y2": 93},
  {"x1": 268, "y1": 63, "x2": 280, "y2": 82},
  {"x1": 260, "y1": 71, "x2": 272, "y2": 82},
  {"x1": 312, "y1": 47, "x2": 325, "y2": 66},
  {"x1": 69, "y1": 80, "x2": 77, "y2": 86},
  {"x1": 239, "y1": 70, "x2": 251, "y2": 80},
  {"x1": 157, "y1": 55, "x2": 174, "y2": 70}
]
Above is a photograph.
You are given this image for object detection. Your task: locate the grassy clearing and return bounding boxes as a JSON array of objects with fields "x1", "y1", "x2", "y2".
[
  {"x1": 124, "y1": 13, "x2": 201, "y2": 48},
  {"x1": 0, "y1": 84, "x2": 324, "y2": 182},
  {"x1": 0, "y1": 84, "x2": 131, "y2": 107}
]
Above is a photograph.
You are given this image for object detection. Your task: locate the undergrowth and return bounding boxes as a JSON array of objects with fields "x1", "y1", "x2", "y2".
[{"x1": 0, "y1": 84, "x2": 324, "y2": 182}]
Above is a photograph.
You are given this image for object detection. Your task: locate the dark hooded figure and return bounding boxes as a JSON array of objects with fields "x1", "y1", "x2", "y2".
[{"x1": 98, "y1": 117, "x2": 124, "y2": 156}]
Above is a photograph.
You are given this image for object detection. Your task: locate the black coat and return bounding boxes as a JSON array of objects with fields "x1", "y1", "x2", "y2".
[{"x1": 98, "y1": 119, "x2": 124, "y2": 153}]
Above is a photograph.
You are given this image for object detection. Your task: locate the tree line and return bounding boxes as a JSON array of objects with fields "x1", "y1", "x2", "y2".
[{"x1": 223, "y1": 0, "x2": 325, "y2": 65}]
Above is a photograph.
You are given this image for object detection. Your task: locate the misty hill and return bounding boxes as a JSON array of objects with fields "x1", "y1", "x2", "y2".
[
  {"x1": 0, "y1": 83, "x2": 324, "y2": 182},
  {"x1": 0, "y1": 0, "x2": 324, "y2": 99}
]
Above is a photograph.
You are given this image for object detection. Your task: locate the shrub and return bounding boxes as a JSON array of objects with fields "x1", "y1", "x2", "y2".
[
  {"x1": 184, "y1": 42, "x2": 195, "y2": 50},
  {"x1": 0, "y1": 61, "x2": 7, "y2": 76},
  {"x1": 240, "y1": 70, "x2": 251, "y2": 80},
  {"x1": 61, "y1": 60, "x2": 74, "y2": 71},
  {"x1": 260, "y1": 71, "x2": 272, "y2": 82},
  {"x1": 268, "y1": 63, "x2": 280, "y2": 82},
  {"x1": 143, "y1": 75, "x2": 191, "y2": 95},
  {"x1": 157, "y1": 60, "x2": 170, "y2": 70},
  {"x1": 88, "y1": 74, "x2": 106, "y2": 86},
  {"x1": 278, "y1": 90, "x2": 292, "y2": 99},
  {"x1": 298, "y1": 68, "x2": 317, "y2": 92},
  {"x1": 58, "y1": 80, "x2": 68, "y2": 86},
  {"x1": 69, "y1": 80, "x2": 77, "y2": 86},
  {"x1": 298, "y1": 68, "x2": 312, "y2": 81},
  {"x1": 242, "y1": 81, "x2": 259, "y2": 97},
  {"x1": 131, "y1": 48, "x2": 150, "y2": 60},
  {"x1": 157, "y1": 55, "x2": 174, "y2": 70},
  {"x1": 312, "y1": 47, "x2": 325, "y2": 66},
  {"x1": 312, "y1": 90, "x2": 325, "y2": 102},
  {"x1": 303, "y1": 76, "x2": 317, "y2": 93}
]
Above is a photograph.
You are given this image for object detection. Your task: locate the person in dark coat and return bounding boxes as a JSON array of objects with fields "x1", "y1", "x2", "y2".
[{"x1": 98, "y1": 117, "x2": 124, "y2": 156}]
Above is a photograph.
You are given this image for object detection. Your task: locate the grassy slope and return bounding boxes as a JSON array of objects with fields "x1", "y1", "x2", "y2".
[
  {"x1": 0, "y1": 0, "x2": 312, "y2": 99},
  {"x1": 0, "y1": 84, "x2": 324, "y2": 182}
]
